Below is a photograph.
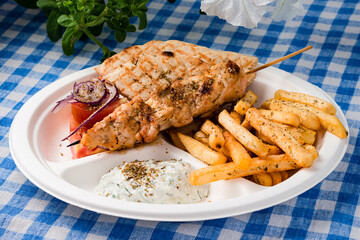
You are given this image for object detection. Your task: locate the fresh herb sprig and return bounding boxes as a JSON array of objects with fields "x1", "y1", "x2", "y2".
[{"x1": 16, "y1": 0, "x2": 150, "y2": 62}]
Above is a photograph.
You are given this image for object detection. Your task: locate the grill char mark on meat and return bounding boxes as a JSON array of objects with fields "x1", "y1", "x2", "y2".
[
  {"x1": 226, "y1": 60, "x2": 240, "y2": 74},
  {"x1": 198, "y1": 77, "x2": 214, "y2": 95},
  {"x1": 162, "y1": 51, "x2": 174, "y2": 57}
]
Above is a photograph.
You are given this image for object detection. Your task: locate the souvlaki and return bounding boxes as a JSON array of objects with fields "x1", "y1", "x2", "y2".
[{"x1": 54, "y1": 40, "x2": 258, "y2": 155}]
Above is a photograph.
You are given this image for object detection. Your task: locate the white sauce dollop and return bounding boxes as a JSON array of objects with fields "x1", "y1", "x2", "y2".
[{"x1": 95, "y1": 159, "x2": 209, "y2": 204}]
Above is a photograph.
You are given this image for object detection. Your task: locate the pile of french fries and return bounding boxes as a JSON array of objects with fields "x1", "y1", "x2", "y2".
[{"x1": 169, "y1": 90, "x2": 348, "y2": 187}]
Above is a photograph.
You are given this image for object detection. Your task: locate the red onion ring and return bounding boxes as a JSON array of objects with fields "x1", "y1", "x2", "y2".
[
  {"x1": 72, "y1": 79, "x2": 107, "y2": 105},
  {"x1": 51, "y1": 94, "x2": 76, "y2": 113}
]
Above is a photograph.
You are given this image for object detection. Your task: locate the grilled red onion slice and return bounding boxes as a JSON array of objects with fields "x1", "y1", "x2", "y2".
[
  {"x1": 52, "y1": 94, "x2": 76, "y2": 113},
  {"x1": 72, "y1": 79, "x2": 107, "y2": 105},
  {"x1": 62, "y1": 81, "x2": 119, "y2": 141},
  {"x1": 52, "y1": 78, "x2": 107, "y2": 113}
]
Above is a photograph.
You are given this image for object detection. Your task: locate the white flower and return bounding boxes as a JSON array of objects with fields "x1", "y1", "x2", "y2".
[
  {"x1": 200, "y1": 0, "x2": 304, "y2": 28},
  {"x1": 200, "y1": 0, "x2": 272, "y2": 28},
  {"x1": 272, "y1": 0, "x2": 305, "y2": 21}
]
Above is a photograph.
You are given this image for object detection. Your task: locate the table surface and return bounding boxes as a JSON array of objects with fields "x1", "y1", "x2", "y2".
[{"x1": 1, "y1": 0, "x2": 359, "y2": 239}]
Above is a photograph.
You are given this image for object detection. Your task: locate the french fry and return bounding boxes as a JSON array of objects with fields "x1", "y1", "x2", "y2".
[
  {"x1": 230, "y1": 111, "x2": 242, "y2": 124},
  {"x1": 190, "y1": 154, "x2": 301, "y2": 185},
  {"x1": 310, "y1": 108, "x2": 348, "y2": 138},
  {"x1": 246, "y1": 108, "x2": 315, "y2": 167},
  {"x1": 280, "y1": 171, "x2": 289, "y2": 181},
  {"x1": 168, "y1": 129, "x2": 186, "y2": 151},
  {"x1": 223, "y1": 131, "x2": 251, "y2": 170},
  {"x1": 272, "y1": 122, "x2": 317, "y2": 145},
  {"x1": 260, "y1": 99, "x2": 271, "y2": 109},
  {"x1": 271, "y1": 122, "x2": 305, "y2": 145},
  {"x1": 195, "y1": 130, "x2": 229, "y2": 156},
  {"x1": 193, "y1": 131, "x2": 209, "y2": 146},
  {"x1": 268, "y1": 99, "x2": 321, "y2": 130},
  {"x1": 253, "y1": 173, "x2": 273, "y2": 186},
  {"x1": 257, "y1": 131, "x2": 294, "y2": 155},
  {"x1": 220, "y1": 146, "x2": 230, "y2": 157},
  {"x1": 234, "y1": 90, "x2": 258, "y2": 115},
  {"x1": 303, "y1": 144, "x2": 319, "y2": 160},
  {"x1": 241, "y1": 118, "x2": 252, "y2": 130},
  {"x1": 298, "y1": 126, "x2": 316, "y2": 145},
  {"x1": 269, "y1": 172, "x2": 282, "y2": 185},
  {"x1": 177, "y1": 132, "x2": 227, "y2": 165},
  {"x1": 274, "y1": 90, "x2": 336, "y2": 115},
  {"x1": 279, "y1": 101, "x2": 348, "y2": 138},
  {"x1": 265, "y1": 143, "x2": 281, "y2": 155},
  {"x1": 231, "y1": 110, "x2": 252, "y2": 130},
  {"x1": 200, "y1": 120, "x2": 225, "y2": 151},
  {"x1": 259, "y1": 109, "x2": 300, "y2": 127},
  {"x1": 255, "y1": 130, "x2": 275, "y2": 145},
  {"x1": 219, "y1": 110, "x2": 269, "y2": 158},
  {"x1": 287, "y1": 169, "x2": 300, "y2": 178},
  {"x1": 179, "y1": 88, "x2": 344, "y2": 187}
]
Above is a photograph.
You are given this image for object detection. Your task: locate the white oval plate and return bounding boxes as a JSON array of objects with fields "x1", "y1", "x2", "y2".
[{"x1": 9, "y1": 66, "x2": 349, "y2": 221}]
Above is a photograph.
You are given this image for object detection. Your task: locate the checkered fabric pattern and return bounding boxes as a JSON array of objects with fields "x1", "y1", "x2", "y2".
[{"x1": 1, "y1": 0, "x2": 359, "y2": 239}]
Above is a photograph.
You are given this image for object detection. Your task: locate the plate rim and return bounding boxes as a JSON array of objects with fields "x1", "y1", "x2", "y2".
[{"x1": 9, "y1": 66, "x2": 349, "y2": 221}]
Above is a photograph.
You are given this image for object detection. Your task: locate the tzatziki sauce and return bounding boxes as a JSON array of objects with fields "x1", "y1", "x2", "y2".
[{"x1": 95, "y1": 159, "x2": 209, "y2": 204}]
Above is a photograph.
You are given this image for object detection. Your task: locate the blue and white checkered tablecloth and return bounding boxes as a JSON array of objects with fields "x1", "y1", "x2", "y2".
[{"x1": 1, "y1": 0, "x2": 359, "y2": 239}]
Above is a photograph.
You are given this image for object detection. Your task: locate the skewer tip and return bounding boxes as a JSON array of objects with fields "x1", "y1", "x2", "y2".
[
  {"x1": 246, "y1": 46, "x2": 313, "y2": 75},
  {"x1": 67, "y1": 140, "x2": 81, "y2": 147}
]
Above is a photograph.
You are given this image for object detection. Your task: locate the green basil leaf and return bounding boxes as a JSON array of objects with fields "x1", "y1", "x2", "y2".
[
  {"x1": 126, "y1": 24, "x2": 136, "y2": 32},
  {"x1": 57, "y1": 5, "x2": 70, "y2": 14},
  {"x1": 105, "y1": 8, "x2": 115, "y2": 17},
  {"x1": 72, "y1": 12, "x2": 82, "y2": 22},
  {"x1": 62, "y1": 27, "x2": 82, "y2": 56},
  {"x1": 77, "y1": 2, "x2": 85, "y2": 11},
  {"x1": 114, "y1": 30, "x2": 126, "y2": 43},
  {"x1": 37, "y1": 0, "x2": 57, "y2": 10},
  {"x1": 89, "y1": 22, "x2": 104, "y2": 37},
  {"x1": 91, "y1": 3, "x2": 106, "y2": 15},
  {"x1": 133, "y1": 10, "x2": 147, "y2": 30},
  {"x1": 58, "y1": 15, "x2": 77, "y2": 27},
  {"x1": 106, "y1": 0, "x2": 115, "y2": 9},
  {"x1": 86, "y1": 15, "x2": 105, "y2": 27},
  {"x1": 111, "y1": 0, "x2": 130, "y2": 9},
  {"x1": 106, "y1": 20, "x2": 115, "y2": 30},
  {"x1": 120, "y1": 6, "x2": 131, "y2": 15},
  {"x1": 110, "y1": 17, "x2": 120, "y2": 28},
  {"x1": 60, "y1": 1, "x2": 76, "y2": 13},
  {"x1": 86, "y1": 15, "x2": 97, "y2": 22},
  {"x1": 138, "y1": 5, "x2": 148, "y2": 12},
  {"x1": 15, "y1": 0, "x2": 38, "y2": 9},
  {"x1": 136, "y1": 1, "x2": 149, "y2": 11},
  {"x1": 119, "y1": 15, "x2": 130, "y2": 28},
  {"x1": 46, "y1": 10, "x2": 63, "y2": 42}
]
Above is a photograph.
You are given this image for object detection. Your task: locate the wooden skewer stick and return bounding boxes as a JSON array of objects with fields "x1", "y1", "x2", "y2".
[{"x1": 246, "y1": 46, "x2": 312, "y2": 74}]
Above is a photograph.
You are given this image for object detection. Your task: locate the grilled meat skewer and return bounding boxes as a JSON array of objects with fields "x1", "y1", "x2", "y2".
[{"x1": 81, "y1": 60, "x2": 251, "y2": 150}]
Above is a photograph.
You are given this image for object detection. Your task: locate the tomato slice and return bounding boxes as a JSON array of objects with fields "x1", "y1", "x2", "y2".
[
  {"x1": 70, "y1": 98, "x2": 123, "y2": 129},
  {"x1": 69, "y1": 98, "x2": 123, "y2": 159},
  {"x1": 69, "y1": 115, "x2": 104, "y2": 159}
]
